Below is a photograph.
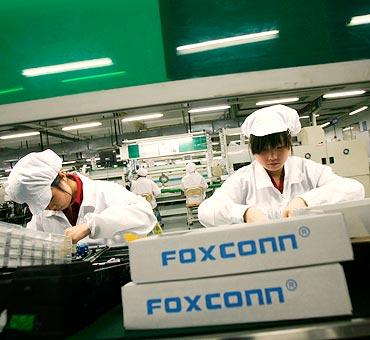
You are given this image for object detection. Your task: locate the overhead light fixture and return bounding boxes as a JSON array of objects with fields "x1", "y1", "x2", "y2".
[
  {"x1": 86, "y1": 157, "x2": 101, "y2": 162},
  {"x1": 61, "y1": 70, "x2": 125, "y2": 83},
  {"x1": 0, "y1": 131, "x2": 40, "y2": 140},
  {"x1": 177, "y1": 30, "x2": 279, "y2": 55},
  {"x1": 0, "y1": 87, "x2": 24, "y2": 95},
  {"x1": 320, "y1": 122, "x2": 330, "y2": 128},
  {"x1": 256, "y1": 97, "x2": 299, "y2": 106},
  {"x1": 22, "y1": 58, "x2": 113, "y2": 77},
  {"x1": 323, "y1": 90, "x2": 365, "y2": 99},
  {"x1": 62, "y1": 161, "x2": 76, "y2": 165},
  {"x1": 348, "y1": 14, "x2": 370, "y2": 26},
  {"x1": 299, "y1": 114, "x2": 319, "y2": 119},
  {"x1": 343, "y1": 127, "x2": 354, "y2": 131},
  {"x1": 62, "y1": 122, "x2": 102, "y2": 131},
  {"x1": 349, "y1": 106, "x2": 368, "y2": 116},
  {"x1": 188, "y1": 105, "x2": 230, "y2": 113},
  {"x1": 121, "y1": 113, "x2": 163, "y2": 122}
]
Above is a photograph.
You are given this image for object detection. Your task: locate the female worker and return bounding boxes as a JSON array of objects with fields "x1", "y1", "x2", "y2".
[
  {"x1": 198, "y1": 104, "x2": 365, "y2": 227},
  {"x1": 5, "y1": 149, "x2": 157, "y2": 243},
  {"x1": 181, "y1": 162, "x2": 208, "y2": 196}
]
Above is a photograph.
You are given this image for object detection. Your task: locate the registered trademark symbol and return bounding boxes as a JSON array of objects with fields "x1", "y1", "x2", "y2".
[
  {"x1": 299, "y1": 226, "x2": 310, "y2": 238},
  {"x1": 286, "y1": 279, "x2": 298, "y2": 291}
]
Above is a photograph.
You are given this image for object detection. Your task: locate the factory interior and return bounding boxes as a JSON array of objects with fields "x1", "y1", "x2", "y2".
[{"x1": 0, "y1": 1, "x2": 370, "y2": 339}]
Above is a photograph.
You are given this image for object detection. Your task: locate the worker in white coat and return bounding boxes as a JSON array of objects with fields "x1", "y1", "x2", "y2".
[
  {"x1": 131, "y1": 168, "x2": 163, "y2": 226},
  {"x1": 198, "y1": 104, "x2": 365, "y2": 227},
  {"x1": 181, "y1": 162, "x2": 208, "y2": 198},
  {"x1": 5, "y1": 149, "x2": 157, "y2": 243}
]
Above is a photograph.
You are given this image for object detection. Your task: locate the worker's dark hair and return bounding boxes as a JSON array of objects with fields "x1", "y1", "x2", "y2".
[
  {"x1": 249, "y1": 131, "x2": 292, "y2": 155},
  {"x1": 51, "y1": 174, "x2": 70, "y2": 195},
  {"x1": 51, "y1": 174, "x2": 61, "y2": 188}
]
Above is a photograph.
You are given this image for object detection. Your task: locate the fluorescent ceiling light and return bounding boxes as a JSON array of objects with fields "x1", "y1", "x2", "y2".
[
  {"x1": 177, "y1": 30, "x2": 279, "y2": 55},
  {"x1": 320, "y1": 122, "x2": 330, "y2": 128},
  {"x1": 22, "y1": 58, "x2": 113, "y2": 77},
  {"x1": 348, "y1": 14, "x2": 370, "y2": 26},
  {"x1": 61, "y1": 70, "x2": 125, "y2": 83},
  {"x1": 121, "y1": 113, "x2": 163, "y2": 122},
  {"x1": 256, "y1": 97, "x2": 299, "y2": 106},
  {"x1": 86, "y1": 157, "x2": 101, "y2": 162},
  {"x1": 349, "y1": 106, "x2": 368, "y2": 116},
  {"x1": 343, "y1": 127, "x2": 354, "y2": 131},
  {"x1": 0, "y1": 87, "x2": 24, "y2": 95},
  {"x1": 188, "y1": 105, "x2": 230, "y2": 113},
  {"x1": 323, "y1": 90, "x2": 365, "y2": 99},
  {"x1": 62, "y1": 161, "x2": 76, "y2": 165},
  {"x1": 299, "y1": 114, "x2": 319, "y2": 119},
  {"x1": 62, "y1": 122, "x2": 102, "y2": 131},
  {"x1": 0, "y1": 131, "x2": 40, "y2": 140}
]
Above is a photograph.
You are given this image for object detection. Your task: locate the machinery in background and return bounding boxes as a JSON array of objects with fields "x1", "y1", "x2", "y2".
[
  {"x1": 119, "y1": 133, "x2": 219, "y2": 221},
  {"x1": 219, "y1": 127, "x2": 253, "y2": 175},
  {"x1": 294, "y1": 126, "x2": 370, "y2": 196},
  {"x1": 120, "y1": 132, "x2": 214, "y2": 188},
  {"x1": 0, "y1": 202, "x2": 32, "y2": 226}
]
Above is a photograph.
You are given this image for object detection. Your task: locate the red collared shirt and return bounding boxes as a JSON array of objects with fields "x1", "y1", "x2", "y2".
[
  {"x1": 63, "y1": 173, "x2": 83, "y2": 226},
  {"x1": 267, "y1": 167, "x2": 285, "y2": 194}
]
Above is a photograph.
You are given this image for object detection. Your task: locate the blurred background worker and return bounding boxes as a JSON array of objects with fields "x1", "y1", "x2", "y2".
[
  {"x1": 198, "y1": 104, "x2": 365, "y2": 227},
  {"x1": 181, "y1": 162, "x2": 208, "y2": 226},
  {"x1": 131, "y1": 167, "x2": 163, "y2": 227},
  {"x1": 181, "y1": 162, "x2": 208, "y2": 196},
  {"x1": 5, "y1": 149, "x2": 157, "y2": 243}
]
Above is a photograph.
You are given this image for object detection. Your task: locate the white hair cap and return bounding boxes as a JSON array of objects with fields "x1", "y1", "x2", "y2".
[
  {"x1": 185, "y1": 162, "x2": 197, "y2": 173},
  {"x1": 5, "y1": 149, "x2": 62, "y2": 215},
  {"x1": 241, "y1": 104, "x2": 301, "y2": 138},
  {"x1": 137, "y1": 168, "x2": 148, "y2": 177}
]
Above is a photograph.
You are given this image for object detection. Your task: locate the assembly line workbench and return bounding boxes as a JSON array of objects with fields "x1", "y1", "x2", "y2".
[{"x1": 68, "y1": 304, "x2": 370, "y2": 339}]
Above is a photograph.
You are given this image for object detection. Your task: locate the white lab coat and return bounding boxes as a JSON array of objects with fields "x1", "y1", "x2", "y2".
[
  {"x1": 27, "y1": 173, "x2": 157, "y2": 239},
  {"x1": 181, "y1": 172, "x2": 208, "y2": 191},
  {"x1": 198, "y1": 156, "x2": 365, "y2": 227},
  {"x1": 131, "y1": 177, "x2": 161, "y2": 208},
  {"x1": 181, "y1": 172, "x2": 208, "y2": 205}
]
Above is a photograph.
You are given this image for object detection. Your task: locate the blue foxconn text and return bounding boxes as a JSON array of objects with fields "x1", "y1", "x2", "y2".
[
  {"x1": 146, "y1": 286, "x2": 285, "y2": 315},
  {"x1": 161, "y1": 234, "x2": 298, "y2": 266}
]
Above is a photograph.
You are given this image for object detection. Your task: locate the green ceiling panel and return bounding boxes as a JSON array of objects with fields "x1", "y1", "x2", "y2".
[
  {"x1": 160, "y1": 0, "x2": 370, "y2": 79},
  {"x1": 0, "y1": 0, "x2": 369, "y2": 107},
  {"x1": 0, "y1": 0, "x2": 167, "y2": 105}
]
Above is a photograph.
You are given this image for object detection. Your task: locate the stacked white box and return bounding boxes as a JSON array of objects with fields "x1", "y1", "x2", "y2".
[{"x1": 122, "y1": 213, "x2": 353, "y2": 329}]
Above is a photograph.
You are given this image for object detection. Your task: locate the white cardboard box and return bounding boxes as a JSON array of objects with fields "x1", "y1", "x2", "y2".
[
  {"x1": 294, "y1": 198, "x2": 370, "y2": 238},
  {"x1": 129, "y1": 213, "x2": 353, "y2": 283},
  {"x1": 122, "y1": 264, "x2": 352, "y2": 329}
]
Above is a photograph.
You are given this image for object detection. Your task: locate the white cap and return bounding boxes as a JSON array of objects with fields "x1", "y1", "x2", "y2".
[
  {"x1": 186, "y1": 162, "x2": 197, "y2": 173},
  {"x1": 241, "y1": 104, "x2": 301, "y2": 137},
  {"x1": 5, "y1": 149, "x2": 62, "y2": 215},
  {"x1": 137, "y1": 168, "x2": 148, "y2": 177}
]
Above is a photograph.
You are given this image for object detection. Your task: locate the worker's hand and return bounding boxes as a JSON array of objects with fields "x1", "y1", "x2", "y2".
[
  {"x1": 282, "y1": 197, "x2": 308, "y2": 218},
  {"x1": 244, "y1": 207, "x2": 268, "y2": 223},
  {"x1": 64, "y1": 223, "x2": 91, "y2": 244}
]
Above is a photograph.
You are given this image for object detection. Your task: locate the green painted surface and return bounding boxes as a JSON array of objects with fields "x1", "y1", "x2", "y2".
[
  {"x1": 128, "y1": 144, "x2": 140, "y2": 159},
  {"x1": 179, "y1": 135, "x2": 207, "y2": 152},
  {"x1": 7, "y1": 314, "x2": 35, "y2": 332},
  {"x1": 0, "y1": 1, "x2": 167, "y2": 105},
  {"x1": 0, "y1": 1, "x2": 369, "y2": 106},
  {"x1": 160, "y1": 0, "x2": 370, "y2": 79}
]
